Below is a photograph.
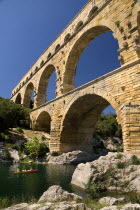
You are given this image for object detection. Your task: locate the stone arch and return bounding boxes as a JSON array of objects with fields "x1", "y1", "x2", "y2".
[
  {"x1": 63, "y1": 25, "x2": 120, "y2": 93},
  {"x1": 37, "y1": 64, "x2": 56, "y2": 106},
  {"x1": 75, "y1": 21, "x2": 83, "y2": 32},
  {"x1": 64, "y1": 33, "x2": 71, "y2": 42},
  {"x1": 47, "y1": 53, "x2": 52, "y2": 59},
  {"x1": 55, "y1": 44, "x2": 60, "y2": 52},
  {"x1": 15, "y1": 93, "x2": 22, "y2": 104},
  {"x1": 88, "y1": 6, "x2": 98, "y2": 19},
  {"x1": 34, "y1": 111, "x2": 51, "y2": 132},
  {"x1": 40, "y1": 60, "x2": 44, "y2": 67},
  {"x1": 23, "y1": 82, "x2": 34, "y2": 108},
  {"x1": 60, "y1": 92, "x2": 120, "y2": 153}
]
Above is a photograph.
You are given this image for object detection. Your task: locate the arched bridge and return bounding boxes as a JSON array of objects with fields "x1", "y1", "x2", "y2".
[{"x1": 11, "y1": 0, "x2": 140, "y2": 155}]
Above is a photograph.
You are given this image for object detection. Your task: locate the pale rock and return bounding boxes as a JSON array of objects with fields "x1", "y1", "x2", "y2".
[
  {"x1": 9, "y1": 149, "x2": 20, "y2": 162},
  {"x1": 121, "y1": 203, "x2": 140, "y2": 210},
  {"x1": 46, "y1": 150, "x2": 98, "y2": 165},
  {"x1": 71, "y1": 152, "x2": 140, "y2": 192},
  {"x1": 6, "y1": 203, "x2": 28, "y2": 210},
  {"x1": 27, "y1": 203, "x2": 41, "y2": 209},
  {"x1": 101, "y1": 206, "x2": 118, "y2": 210},
  {"x1": 99, "y1": 197, "x2": 125, "y2": 206},
  {"x1": 38, "y1": 185, "x2": 82, "y2": 203}
]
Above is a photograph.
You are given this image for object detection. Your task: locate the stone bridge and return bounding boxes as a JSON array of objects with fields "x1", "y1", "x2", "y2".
[{"x1": 11, "y1": 0, "x2": 140, "y2": 155}]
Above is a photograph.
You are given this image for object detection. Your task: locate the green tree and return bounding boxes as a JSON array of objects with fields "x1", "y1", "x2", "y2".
[
  {"x1": 0, "y1": 97, "x2": 30, "y2": 131},
  {"x1": 94, "y1": 113, "x2": 122, "y2": 138},
  {"x1": 24, "y1": 136, "x2": 49, "y2": 160}
]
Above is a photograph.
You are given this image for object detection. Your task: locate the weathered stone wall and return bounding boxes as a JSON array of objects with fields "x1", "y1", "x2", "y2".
[{"x1": 11, "y1": 0, "x2": 140, "y2": 155}]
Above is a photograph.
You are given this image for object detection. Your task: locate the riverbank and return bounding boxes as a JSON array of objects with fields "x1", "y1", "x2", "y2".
[{"x1": 3, "y1": 185, "x2": 140, "y2": 210}]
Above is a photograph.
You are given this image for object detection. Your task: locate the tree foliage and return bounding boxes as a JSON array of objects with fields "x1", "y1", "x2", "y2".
[
  {"x1": 94, "y1": 113, "x2": 122, "y2": 138},
  {"x1": 0, "y1": 97, "x2": 30, "y2": 131},
  {"x1": 24, "y1": 136, "x2": 49, "y2": 160}
]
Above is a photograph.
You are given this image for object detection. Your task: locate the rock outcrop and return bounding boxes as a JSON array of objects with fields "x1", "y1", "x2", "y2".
[
  {"x1": 38, "y1": 185, "x2": 82, "y2": 203},
  {"x1": 9, "y1": 149, "x2": 20, "y2": 162},
  {"x1": 71, "y1": 152, "x2": 140, "y2": 192},
  {"x1": 46, "y1": 150, "x2": 108, "y2": 165},
  {"x1": 6, "y1": 186, "x2": 89, "y2": 210}
]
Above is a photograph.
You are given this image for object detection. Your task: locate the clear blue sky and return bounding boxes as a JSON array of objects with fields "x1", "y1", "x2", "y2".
[{"x1": 0, "y1": 0, "x2": 120, "y2": 112}]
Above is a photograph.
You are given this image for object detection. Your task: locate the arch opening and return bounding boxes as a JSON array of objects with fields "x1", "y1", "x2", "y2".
[
  {"x1": 63, "y1": 26, "x2": 120, "y2": 93},
  {"x1": 34, "y1": 111, "x2": 51, "y2": 133},
  {"x1": 37, "y1": 65, "x2": 56, "y2": 106},
  {"x1": 60, "y1": 94, "x2": 122, "y2": 153},
  {"x1": 23, "y1": 82, "x2": 34, "y2": 109},
  {"x1": 15, "y1": 93, "x2": 21, "y2": 104},
  {"x1": 75, "y1": 21, "x2": 83, "y2": 32}
]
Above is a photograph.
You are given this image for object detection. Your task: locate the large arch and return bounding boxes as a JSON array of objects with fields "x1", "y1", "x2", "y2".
[
  {"x1": 37, "y1": 64, "x2": 56, "y2": 106},
  {"x1": 15, "y1": 93, "x2": 21, "y2": 104},
  {"x1": 34, "y1": 111, "x2": 51, "y2": 132},
  {"x1": 23, "y1": 82, "x2": 34, "y2": 108},
  {"x1": 60, "y1": 93, "x2": 120, "y2": 153},
  {"x1": 63, "y1": 25, "x2": 119, "y2": 93}
]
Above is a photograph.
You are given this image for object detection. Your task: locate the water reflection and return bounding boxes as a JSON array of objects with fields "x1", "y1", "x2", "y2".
[{"x1": 0, "y1": 163, "x2": 76, "y2": 200}]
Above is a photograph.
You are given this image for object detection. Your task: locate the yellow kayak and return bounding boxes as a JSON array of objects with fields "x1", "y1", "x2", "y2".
[{"x1": 14, "y1": 169, "x2": 38, "y2": 174}]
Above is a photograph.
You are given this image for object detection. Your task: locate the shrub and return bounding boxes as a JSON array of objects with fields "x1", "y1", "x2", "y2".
[
  {"x1": 3, "y1": 147, "x2": 11, "y2": 160},
  {"x1": 94, "y1": 113, "x2": 122, "y2": 138},
  {"x1": 24, "y1": 137, "x2": 49, "y2": 160},
  {"x1": 41, "y1": 135, "x2": 46, "y2": 141},
  {"x1": 117, "y1": 161, "x2": 126, "y2": 169},
  {"x1": 15, "y1": 127, "x2": 23, "y2": 133},
  {"x1": 51, "y1": 151, "x2": 61, "y2": 156},
  {"x1": 115, "y1": 153, "x2": 123, "y2": 159},
  {"x1": 86, "y1": 180, "x2": 101, "y2": 199},
  {"x1": 131, "y1": 155, "x2": 140, "y2": 165},
  {"x1": 0, "y1": 97, "x2": 30, "y2": 131}
]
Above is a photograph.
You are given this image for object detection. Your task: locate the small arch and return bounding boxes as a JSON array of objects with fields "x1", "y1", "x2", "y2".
[
  {"x1": 22, "y1": 81, "x2": 25, "y2": 86},
  {"x1": 37, "y1": 64, "x2": 57, "y2": 106},
  {"x1": 60, "y1": 93, "x2": 121, "y2": 153},
  {"x1": 35, "y1": 67, "x2": 38, "y2": 73},
  {"x1": 15, "y1": 93, "x2": 21, "y2": 104},
  {"x1": 40, "y1": 60, "x2": 44, "y2": 67},
  {"x1": 64, "y1": 33, "x2": 71, "y2": 42},
  {"x1": 88, "y1": 6, "x2": 98, "y2": 19},
  {"x1": 55, "y1": 44, "x2": 60, "y2": 52},
  {"x1": 30, "y1": 72, "x2": 33, "y2": 78},
  {"x1": 26, "y1": 77, "x2": 28, "y2": 82},
  {"x1": 35, "y1": 111, "x2": 51, "y2": 133},
  {"x1": 75, "y1": 21, "x2": 83, "y2": 32},
  {"x1": 47, "y1": 53, "x2": 52, "y2": 59},
  {"x1": 23, "y1": 82, "x2": 34, "y2": 108}
]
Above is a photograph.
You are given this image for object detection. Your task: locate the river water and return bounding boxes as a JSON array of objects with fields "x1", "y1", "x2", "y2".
[{"x1": 0, "y1": 162, "x2": 81, "y2": 201}]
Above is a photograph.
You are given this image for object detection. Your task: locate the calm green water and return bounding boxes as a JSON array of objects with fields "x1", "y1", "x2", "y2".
[{"x1": 0, "y1": 163, "x2": 79, "y2": 201}]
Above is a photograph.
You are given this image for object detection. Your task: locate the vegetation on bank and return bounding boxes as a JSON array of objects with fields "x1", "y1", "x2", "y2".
[
  {"x1": 0, "y1": 97, "x2": 30, "y2": 131},
  {"x1": 94, "y1": 113, "x2": 122, "y2": 138}
]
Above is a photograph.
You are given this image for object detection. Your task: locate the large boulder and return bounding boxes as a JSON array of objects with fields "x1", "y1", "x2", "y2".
[
  {"x1": 46, "y1": 150, "x2": 98, "y2": 164},
  {"x1": 38, "y1": 185, "x2": 82, "y2": 203},
  {"x1": 9, "y1": 149, "x2": 20, "y2": 162},
  {"x1": 71, "y1": 152, "x2": 140, "y2": 192}
]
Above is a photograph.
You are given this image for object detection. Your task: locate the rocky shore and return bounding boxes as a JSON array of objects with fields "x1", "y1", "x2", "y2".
[
  {"x1": 71, "y1": 152, "x2": 140, "y2": 192},
  {"x1": 5, "y1": 185, "x2": 140, "y2": 210}
]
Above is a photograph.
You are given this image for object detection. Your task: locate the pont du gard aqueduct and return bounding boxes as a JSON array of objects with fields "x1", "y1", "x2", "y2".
[{"x1": 11, "y1": 0, "x2": 140, "y2": 155}]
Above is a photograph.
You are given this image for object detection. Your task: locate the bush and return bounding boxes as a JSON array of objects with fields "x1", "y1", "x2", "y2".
[
  {"x1": 0, "y1": 97, "x2": 30, "y2": 131},
  {"x1": 117, "y1": 161, "x2": 127, "y2": 169},
  {"x1": 24, "y1": 137, "x2": 49, "y2": 160},
  {"x1": 94, "y1": 113, "x2": 122, "y2": 138},
  {"x1": 51, "y1": 151, "x2": 61, "y2": 156},
  {"x1": 15, "y1": 127, "x2": 23, "y2": 133},
  {"x1": 115, "y1": 153, "x2": 123, "y2": 159},
  {"x1": 3, "y1": 148, "x2": 11, "y2": 160},
  {"x1": 131, "y1": 155, "x2": 140, "y2": 165}
]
